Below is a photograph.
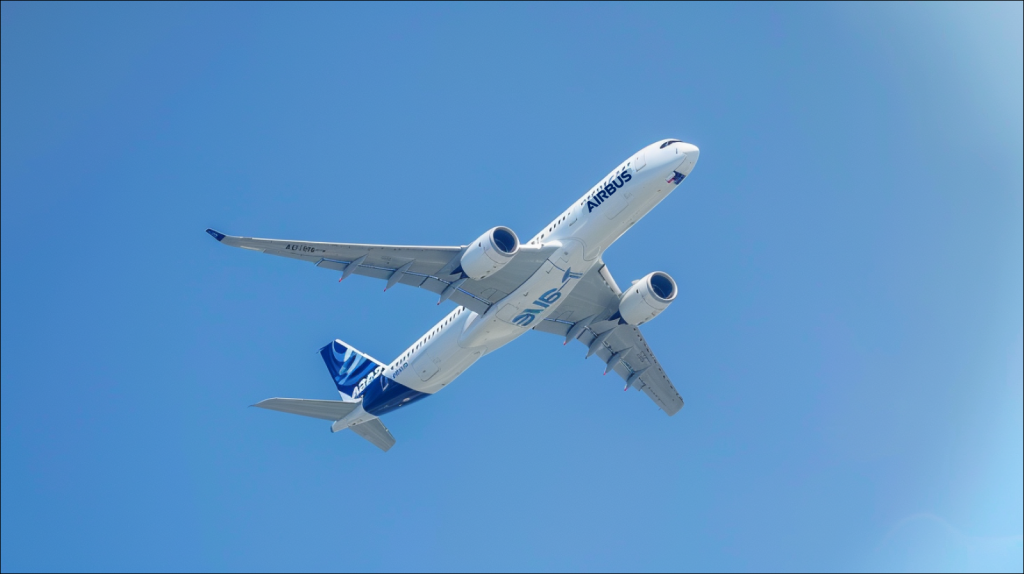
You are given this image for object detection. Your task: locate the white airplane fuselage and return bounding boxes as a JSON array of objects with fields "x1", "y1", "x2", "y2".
[{"x1": 335, "y1": 140, "x2": 699, "y2": 424}]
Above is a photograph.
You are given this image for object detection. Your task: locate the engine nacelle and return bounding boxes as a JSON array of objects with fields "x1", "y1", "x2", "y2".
[
  {"x1": 459, "y1": 227, "x2": 520, "y2": 280},
  {"x1": 617, "y1": 271, "x2": 678, "y2": 325}
]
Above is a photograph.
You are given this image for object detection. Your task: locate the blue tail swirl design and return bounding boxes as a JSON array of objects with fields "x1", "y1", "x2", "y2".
[{"x1": 319, "y1": 340, "x2": 382, "y2": 395}]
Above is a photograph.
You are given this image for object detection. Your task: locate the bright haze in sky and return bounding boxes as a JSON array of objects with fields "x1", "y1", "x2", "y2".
[{"x1": 1, "y1": 3, "x2": 1022, "y2": 572}]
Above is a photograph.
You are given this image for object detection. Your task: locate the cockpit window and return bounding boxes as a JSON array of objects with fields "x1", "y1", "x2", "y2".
[{"x1": 660, "y1": 140, "x2": 682, "y2": 149}]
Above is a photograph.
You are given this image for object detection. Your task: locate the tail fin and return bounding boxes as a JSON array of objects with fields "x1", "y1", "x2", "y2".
[{"x1": 320, "y1": 339, "x2": 385, "y2": 399}]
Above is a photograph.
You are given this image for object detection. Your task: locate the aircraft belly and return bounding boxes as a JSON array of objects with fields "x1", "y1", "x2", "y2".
[
  {"x1": 395, "y1": 343, "x2": 483, "y2": 394},
  {"x1": 361, "y1": 381, "x2": 430, "y2": 417},
  {"x1": 393, "y1": 311, "x2": 486, "y2": 394},
  {"x1": 459, "y1": 238, "x2": 591, "y2": 347}
]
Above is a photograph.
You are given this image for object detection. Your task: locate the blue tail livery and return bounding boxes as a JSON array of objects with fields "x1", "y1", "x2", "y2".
[
  {"x1": 319, "y1": 339, "x2": 384, "y2": 397},
  {"x1": 320, "y1": 339, "x2": 429, "y2": 416}
]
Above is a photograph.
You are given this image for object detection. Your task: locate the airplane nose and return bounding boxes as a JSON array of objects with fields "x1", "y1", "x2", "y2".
[{"x1": 674, "y1": 143, "x2": 699, "y2": 175}]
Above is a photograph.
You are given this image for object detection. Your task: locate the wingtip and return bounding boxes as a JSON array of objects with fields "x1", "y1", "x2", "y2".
[{"x1": 206, "y1": 228, "x2": 226, "y2": 242}]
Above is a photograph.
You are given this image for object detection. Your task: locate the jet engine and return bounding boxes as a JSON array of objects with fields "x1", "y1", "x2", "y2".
[
  {"x1": 459, "y1": 227, "x2": 520, "y2": 280},
  {"x1": 616, "y1": 271, "x2": 678, "y2": 325}
]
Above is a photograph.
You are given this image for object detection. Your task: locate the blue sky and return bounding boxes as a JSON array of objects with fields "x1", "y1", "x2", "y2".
[{"x1": 2, "y1": 3, "x2": 1021, "y2": 572}]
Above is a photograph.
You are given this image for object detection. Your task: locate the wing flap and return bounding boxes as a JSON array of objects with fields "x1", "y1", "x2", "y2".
[{"x1": 574, "y1": 324, "x2": 684, "y2": 415}]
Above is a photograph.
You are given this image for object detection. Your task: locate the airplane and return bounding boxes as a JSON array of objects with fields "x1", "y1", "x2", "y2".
[{"x1": 207, "y1": 139, "x2": 700, "y2": 451}]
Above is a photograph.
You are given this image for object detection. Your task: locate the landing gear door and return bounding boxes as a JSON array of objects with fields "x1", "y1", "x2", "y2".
[{"x1": 413, "y1": 356, "x2": 439, "y2": 382}]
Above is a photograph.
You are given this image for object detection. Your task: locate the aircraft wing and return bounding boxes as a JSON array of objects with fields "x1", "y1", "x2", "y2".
[
  {"x1": 206, "y1": 228, "x2": 557, "y2": 315},
  {"x1": 533, "y1": 262, "x2": 684, "y2": 416}
]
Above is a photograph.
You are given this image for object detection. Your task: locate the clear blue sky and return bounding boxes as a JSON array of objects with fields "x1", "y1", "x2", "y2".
[{"x1": 2, "y1": 3, "x2": 1021, "y2": 572}]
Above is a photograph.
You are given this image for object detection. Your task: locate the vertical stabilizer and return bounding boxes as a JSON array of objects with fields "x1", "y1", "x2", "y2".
[{"x1": 319, "y1": 339, "x2": 384, "y2": 399}]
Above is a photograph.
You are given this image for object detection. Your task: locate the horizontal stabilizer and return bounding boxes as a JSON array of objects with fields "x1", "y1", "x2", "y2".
[
  {"x1": 350, "y1": 419, "x2": 396, "y2": 452},
  {"x1": 253, "y1": 398, "x2": 396, "y2": 452},
  {"x1": 252, "y1": 398, "x2": 360, "y2": 421}
]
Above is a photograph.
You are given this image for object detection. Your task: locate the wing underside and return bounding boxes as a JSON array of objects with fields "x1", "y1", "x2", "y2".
[
  {"x1": 534, "y1": 262, "x2": 684, "y2": 416},
  {"x1": 206, "y1": 229, "x2": 557, "y2": 315}
]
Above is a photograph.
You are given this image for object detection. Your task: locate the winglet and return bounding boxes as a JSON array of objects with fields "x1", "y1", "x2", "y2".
[{"x1": 206, "y1": 228, "x2": 226, "y2": 242}]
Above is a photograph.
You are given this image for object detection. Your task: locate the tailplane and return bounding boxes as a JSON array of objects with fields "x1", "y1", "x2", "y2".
[
  {"x1": 349, "y1": 419, "x2": 396, "y2": 451},
  {"x1": 250, "y1": 340, "x2": 396, "y2": 452},
  {"x1": 254, "y1": 397, "x2": 360, "y2": 421},
  {"x1": 253, "y1": 398, "x2": 395, "y2": 451}
]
